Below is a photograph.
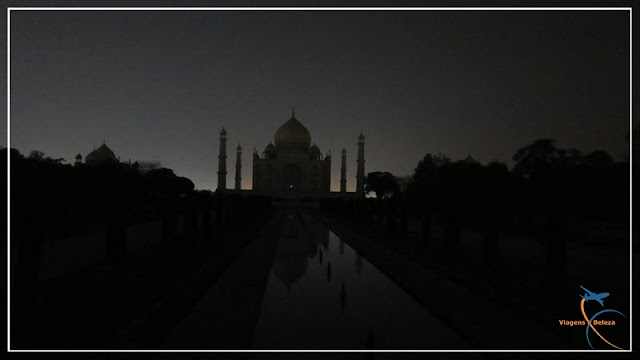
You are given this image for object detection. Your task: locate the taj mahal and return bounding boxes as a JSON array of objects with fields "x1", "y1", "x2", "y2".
[{"x1": 216, "y1": 109, "x2": 365, "y2": 198}]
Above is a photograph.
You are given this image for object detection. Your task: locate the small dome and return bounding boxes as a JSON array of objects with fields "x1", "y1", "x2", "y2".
[
  {"x1": 85, "y1": 144, "x2": 117, "y2": 165},
  {"x1": 309, "y1": 144, "x2": 322, "y2": 160},
  {"x1": 265, "y1": 143, "x2": 276, "y2": 152},
  {"x1": 274, "y1": 114, "x2": 311, "y2": 148},
  {"x1": 220, "y1": 127, "x2": 227, "y2": 136},
  {"x1": 358, "y1": 133, "x2": 365, "y2": 140}
]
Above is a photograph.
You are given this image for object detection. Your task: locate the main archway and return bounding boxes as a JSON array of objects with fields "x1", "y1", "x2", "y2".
[{"x1": 283, "y1": 164, "x2": 302, "y2": 192}]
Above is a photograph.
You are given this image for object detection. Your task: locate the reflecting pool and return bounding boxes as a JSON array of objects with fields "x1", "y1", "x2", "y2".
[{"x1": 251, "y1": 211, "x2": 468, "y2": 349}]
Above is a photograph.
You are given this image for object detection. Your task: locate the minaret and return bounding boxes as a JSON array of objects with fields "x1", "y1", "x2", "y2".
[
  {"x1": 235, "y1": 145, "x2": 242, "y2": 190},
  {"x1": 356, "y1": 133, "x2": 365, "y2": 196},
  {"x1": 217, "y1": 127, "x2": 227, "y2": 191},
  {"x1": 340, "y1": 148, "x2": 347, "y2": 193}
]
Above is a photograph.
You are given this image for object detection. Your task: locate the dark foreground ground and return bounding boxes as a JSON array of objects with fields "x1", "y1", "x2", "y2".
[{"x1": 9, "y1": 201, "x2": 633, "y2": 354}]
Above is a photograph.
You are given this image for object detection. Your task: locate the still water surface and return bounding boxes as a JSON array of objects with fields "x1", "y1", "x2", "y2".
[{"x1": 251, "y1": 212, "x2": 468, "y2": 349}]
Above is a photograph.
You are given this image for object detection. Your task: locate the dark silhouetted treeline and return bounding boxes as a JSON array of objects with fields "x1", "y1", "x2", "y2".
[
  {"x1": 5, "y1": 147, "x2": 274, "y2": 271},
  {"x1": 404, "y1": 139, "x2": 628, "y2": 232},
  {"x1": 5, "y1": 147, "x2": 275, "y2": 349},
  {"x1": 320, "y1": 138, "x2": 629, "y2": 288},
  {"x1": 347, "y1": 139, "x2": 628, "y2": 235},
  {"x1": 7, "y1": 148, "x2": 194, "y2": 233}
]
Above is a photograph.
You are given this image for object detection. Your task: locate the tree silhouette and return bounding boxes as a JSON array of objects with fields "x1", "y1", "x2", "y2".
[
  {"x1": 408, "y1": 153, "x2": 449, "y2": 197},
  {"x1": 512, "y1": 139, "x2": 560, "y2": 180},
  {"x1": 28, "y1": 150, "x2": 45, "y2": 160},
  {"x1": 144, "y1": 168, "x2": 194, "y2": 198},
  {"x1": 583, "y1": 150, "x2": 614, "y2": 170},
  {"x1": 137, "y1": 161, "x2": 162, "y2": 174},
  {"x1": 365, "y1": 171, "x2": 400, "y2": 199}
]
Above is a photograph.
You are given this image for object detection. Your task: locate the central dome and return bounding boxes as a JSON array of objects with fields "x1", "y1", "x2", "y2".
[
  {"x1": 85, "y1": 143, "x2": 118, "y2": 165},
  {"x1": 274, "y1": 114, "x2": 311, "y2": 148}
]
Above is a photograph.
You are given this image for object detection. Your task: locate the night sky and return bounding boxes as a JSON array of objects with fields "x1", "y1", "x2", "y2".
[{"x1": 7, "y1": 9, "x2": 631, "y2": 191}]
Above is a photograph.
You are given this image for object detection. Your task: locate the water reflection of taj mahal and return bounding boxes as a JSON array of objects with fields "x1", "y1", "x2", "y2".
[
  {"x1": 216, "y1": 109, "x2": 366, "y2": 197},
  {"x1": 272, "y1": 213, "x2": 330, "y2": 288}
]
